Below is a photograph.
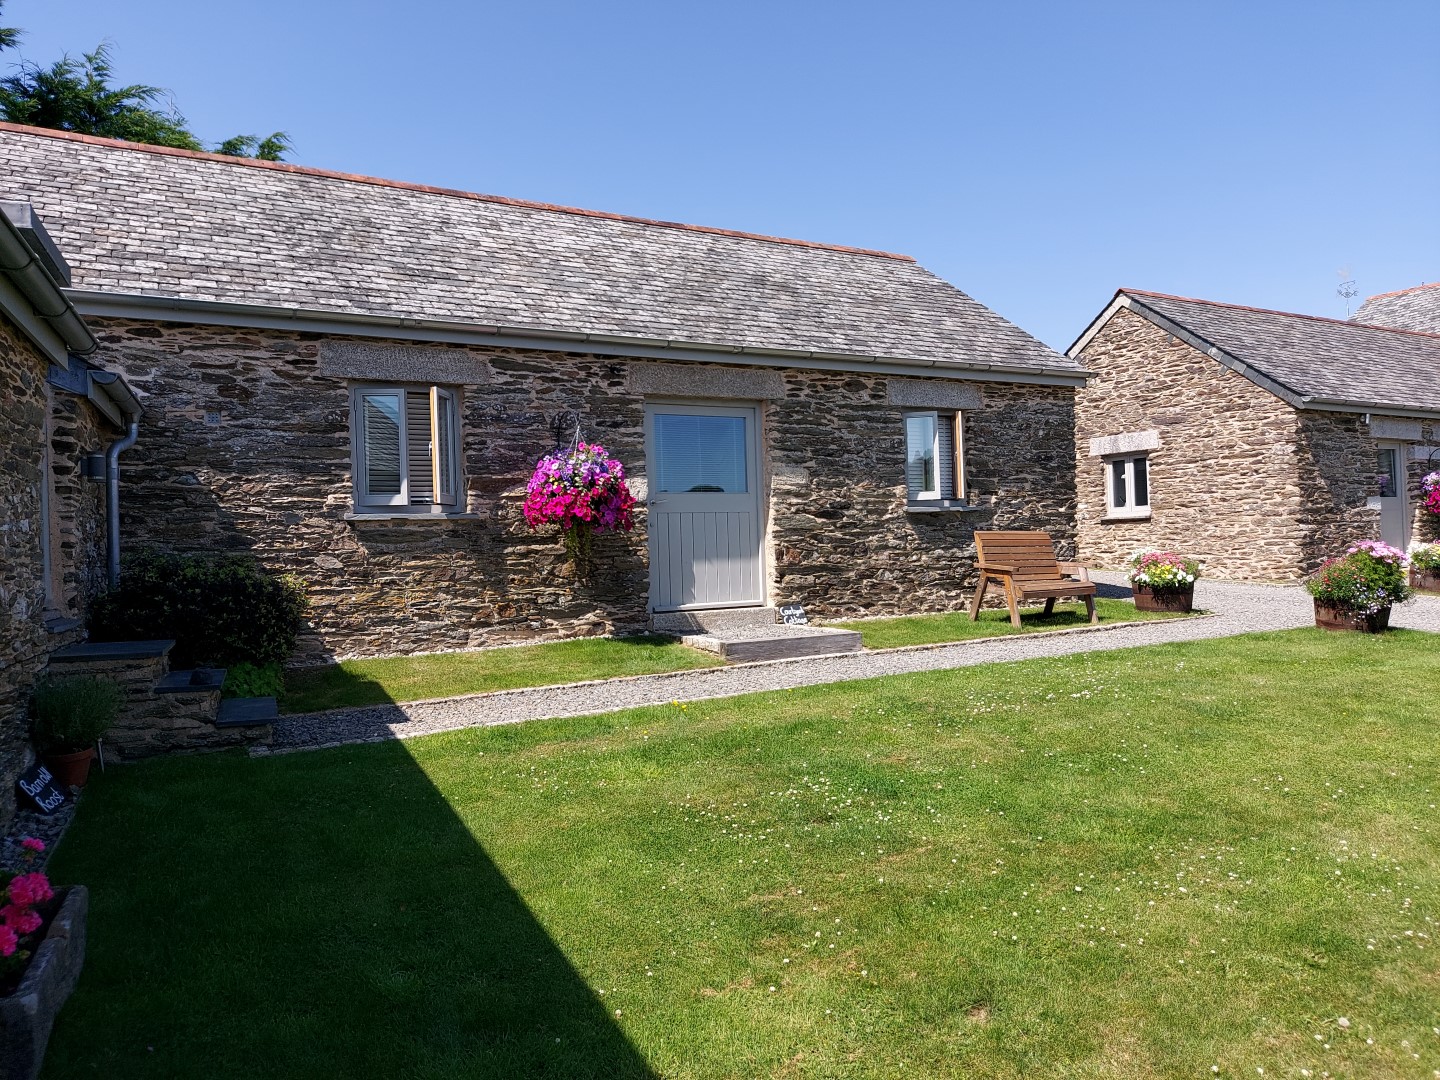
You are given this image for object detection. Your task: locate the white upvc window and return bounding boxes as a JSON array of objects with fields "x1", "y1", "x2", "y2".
[
  {"x1": 903, "y1": 410, "x2": 966, "y2": 504},
  {"x1": 1106, "y1": 454, "x2": 1150, "y2": 519},
  {"x1": 351, "y1": 385, "x2": 462, "y2": 511}
]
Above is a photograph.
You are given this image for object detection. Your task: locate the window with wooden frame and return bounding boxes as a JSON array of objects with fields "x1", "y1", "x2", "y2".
[
  {"x1": 1105, "y1": 454, "x2": 1150, "y2": 519},
  {"x1": 351, "y1": 385, "x2": 462, "y2": 511},
  {"x1": 903, "y1": 410, "x2": 966, "y2": 505}
]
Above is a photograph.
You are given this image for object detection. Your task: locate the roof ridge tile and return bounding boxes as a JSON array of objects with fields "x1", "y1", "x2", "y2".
[
  {"x1": 1122, "y1": 287, "x2": 1440, "y2": 343},
  {"x1": 0, "y1": 121, "x2": 915, "y2": 263}
]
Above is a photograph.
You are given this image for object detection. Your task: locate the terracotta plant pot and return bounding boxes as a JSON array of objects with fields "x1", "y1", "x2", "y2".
[
  {"x1": 1132, "y1": 584, "x2": 1194, "y2": 613},
  {"x1": 1411, "y1": 569, "x2": 1440, "y2": 594},
  {"x1": 1313, "y1": 601, "x2": 1391, "y2": 633},
  {"x1": 42, "y1": 748, "x2": 95, "y2": 789}
]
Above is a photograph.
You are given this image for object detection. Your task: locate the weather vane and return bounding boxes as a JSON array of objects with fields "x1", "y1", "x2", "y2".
[{"x1": 1336, "y1": 268, "x2": 1358, "y2": 316}]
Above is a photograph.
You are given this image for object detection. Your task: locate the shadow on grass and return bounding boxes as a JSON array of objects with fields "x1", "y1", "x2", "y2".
[
  {"x1": 280, "y1": 635, "x2": 710, "y2": 716},
  {"x1": 43, "y1": 741, "x2": 657, "y2": 1080}
]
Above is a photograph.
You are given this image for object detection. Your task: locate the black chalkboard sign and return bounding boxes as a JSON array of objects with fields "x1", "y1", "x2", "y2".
[
  {"x1": 17, "y1": 764, "x2": 67, "y2": 815},
  {"x1": 779, "y1": 604, "x2": 809, "y2": 626}
]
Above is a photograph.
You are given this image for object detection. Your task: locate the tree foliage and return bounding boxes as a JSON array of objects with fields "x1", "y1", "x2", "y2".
[{"x1": 0, "y1": 2, "x2": 289, "y2": 159}]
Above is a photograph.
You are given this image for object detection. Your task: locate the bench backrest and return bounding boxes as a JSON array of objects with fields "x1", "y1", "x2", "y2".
[{"x1": 974, "y1": 531, "x2": 1062, "y2": 581}]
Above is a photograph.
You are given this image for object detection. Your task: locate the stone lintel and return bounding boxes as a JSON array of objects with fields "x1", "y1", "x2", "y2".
[
  {"x1": 1409, "y1": 444, "x2": 1440, "y2": 462},
  {"x1": 886, "y1": 378, "x2": 983, "y2": 411},
  {"x1": 628, "y1": 361, "x2": 786, "y2": 400},
  {"x1": 1367, "y1": 417, "x2": 1423, "y2": 441},
  {"x1": 319, "y1": 343, "x2": 491, "y2": 385},
  {"x1": 1088, "y1": 430, "x2": 1161, "y2": 457}
]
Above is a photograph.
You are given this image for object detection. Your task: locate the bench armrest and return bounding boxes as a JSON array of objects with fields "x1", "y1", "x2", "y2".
[
  {"x1": 977, "y1": 562, "x2": 1019, "y2": 574},
  {"x1": 1059, "y1": 562, "x2": 1091, "y2": 583}
]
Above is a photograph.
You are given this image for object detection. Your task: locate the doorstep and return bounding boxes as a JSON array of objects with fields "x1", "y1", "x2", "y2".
[{"x1": 680, "y1": 624, "x2": 864, "y2": 662}]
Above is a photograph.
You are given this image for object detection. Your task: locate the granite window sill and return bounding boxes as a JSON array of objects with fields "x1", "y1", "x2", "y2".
[
  {"x1": 905, "y1": 501, "x2": 982, "y2": 514},
  {"x1": 345, "y1": 511, "x2": 480, "y2": 523},
  {"x1": 1099, "y1": 512, "x2": 1152, "y2": 524}
]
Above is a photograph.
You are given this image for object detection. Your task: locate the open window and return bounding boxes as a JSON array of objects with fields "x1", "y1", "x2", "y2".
[
  {"x1": 1105, "y1": 454, "x2": 1150, "y2": 519},
  {"x1": 903, "y1": 410, "x2": 966, "y2": 506},
  {"x1": 351, "y1": 385, "x2": 461, "y2": 511}
]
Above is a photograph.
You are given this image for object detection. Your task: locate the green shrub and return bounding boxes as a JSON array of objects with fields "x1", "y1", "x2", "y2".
[
  {"x1": 30, "y1": 676, "x2": 123, "y2": 754},
  {"x1": 88, "y1": 552, "x2": 308, "y2": 668},
  {"x1": 223, "y1": 661, "x2": 284, "y2": 700}
]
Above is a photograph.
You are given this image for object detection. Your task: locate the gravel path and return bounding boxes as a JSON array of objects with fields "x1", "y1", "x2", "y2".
[{"x1": 267, "y1": 576, "x2": 1440, "y2": 753}]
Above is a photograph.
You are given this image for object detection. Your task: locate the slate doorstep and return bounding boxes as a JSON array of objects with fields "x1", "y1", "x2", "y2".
[
  {"x1": 0, "y1": 886, "x2": 88, "y2": 1080},
  {"x1": 680, "y1": 625, "x2": 864, "y2": 662}
]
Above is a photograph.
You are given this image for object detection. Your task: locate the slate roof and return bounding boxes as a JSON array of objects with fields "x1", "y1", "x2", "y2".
[
  {"x1": 0, "y1": 123, "x2": 1078, "y2": 378},
  {"x1": 1352, "y1": 282, "x2": 1440, "y2": 334},
  {"x1": 1076, "y1": 289, "x2": 1440, "y2": 414}
]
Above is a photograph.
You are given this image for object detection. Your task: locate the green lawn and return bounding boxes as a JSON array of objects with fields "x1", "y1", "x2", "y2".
[
  {"x1": 832, "y1": 597, "x2": 1194, "y2": 648},
  {"x1": 46, "y1": 629, "x2": 1439, "y2": 1079},
  {"x1": 281, "y1": 634, "x2": 723, "y2": 713}
]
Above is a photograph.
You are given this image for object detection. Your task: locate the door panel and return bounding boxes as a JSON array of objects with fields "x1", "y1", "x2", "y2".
[
  {"x1": 1376, "y1": 444, "x2": 1409, "y2": 550},
  {"x1": 645, "y1": 404, "x2": 764, "y2": 610}
]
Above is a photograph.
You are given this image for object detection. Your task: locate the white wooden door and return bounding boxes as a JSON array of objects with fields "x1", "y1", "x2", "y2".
[
  {"x1": 1376, "y1": 443, "x2": 1409, "y2": 550},
  {"x1": 644, "y1": 403, "x2": 764, "y2": 611}
]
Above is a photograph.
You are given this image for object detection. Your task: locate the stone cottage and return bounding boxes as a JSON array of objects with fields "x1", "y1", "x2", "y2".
[
  {"x1": 0, "y1": 200, "x2": 141, "y2": 826},
  {"x1": 0, "y1": 122, "x2": 1086, "y2": 663},
  {"x1": 1069, "y1": 288, "x2": 1440, "y2": 580},
  {"x1": 1353, "y1": 280, "x2": 1440, "y2": 334}
]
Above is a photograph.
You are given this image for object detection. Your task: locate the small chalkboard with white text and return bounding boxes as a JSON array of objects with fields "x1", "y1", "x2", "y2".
[
  {"x1": 779, "y1": 604, "x2": 809, "y2": 626},
  {"x1": 17, "y1": 764, "x2": 67, "y2": 814}
]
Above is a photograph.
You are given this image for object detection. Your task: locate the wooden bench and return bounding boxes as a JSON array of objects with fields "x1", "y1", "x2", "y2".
[{"x1": 969, "y1": 531, "x2": 1097, "y2": 628}]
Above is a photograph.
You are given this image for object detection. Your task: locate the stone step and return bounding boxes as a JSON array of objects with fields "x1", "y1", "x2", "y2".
[
  {"x1": 649, "y1": 606, "x2": 779, "y2": 635},
  {"x1": 215, "y1": 697, "x2": 278, "y2": 728},
  {"x1": 681, "y1": 624, "x2": 864, "y2": 663},
  {"x1": 156, "y1": 668, "x2": 226, "y2": 694},
  {"x1": 48, "y1": 639, "x2": 175, "y2": 663}
]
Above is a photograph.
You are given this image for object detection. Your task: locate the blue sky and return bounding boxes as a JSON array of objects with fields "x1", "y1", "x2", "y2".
[{"x1": 5, "y1": 0, "x2": 1436, "y2": 349}]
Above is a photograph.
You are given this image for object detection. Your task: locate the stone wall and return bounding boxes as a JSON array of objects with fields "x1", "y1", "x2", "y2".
[
  {"x1": 1074, "y1": 307, "x2": 1308, "y2": 580},
  {"x1": 87, "y1": 317, "x2": 1078, "y2": 661},
  {"x1": 0, "y1": 316, "x2": 109, "y2": 828},
  {"x1": 768, "y1": 373, "x2": 1078, "y2": 616},
  {"x1": 1296, "y1": 412, "x2": 1440, "y2": 565},
  {"x1": 46, "y1": 391, "x2": 108, "y2": 617},
  {"x1": 0, "y1": 314, "x2": 52, "y2": 828}
]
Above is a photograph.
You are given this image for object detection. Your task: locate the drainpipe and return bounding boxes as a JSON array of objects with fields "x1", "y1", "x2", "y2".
[
  {"x1": 103, "y1": 420, "x2": 139, "y2": 587},
  {"x1": 89, "y1": 371, "x2": 144, "y2": 588}
]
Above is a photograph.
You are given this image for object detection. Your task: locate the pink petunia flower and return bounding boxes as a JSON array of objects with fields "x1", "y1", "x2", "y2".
[
  {"x1": 7, "y1": 873, "x2": 53, "y2": 908},
  {"x1": 1, "y1": 905, "x2": 41, "y2": 935},
  {"x1": 0, "y1": 926, "x2": 16, "y2": 957},
  {"x1": 20, "y1": 838, "x2": 44, "y2": 854}
]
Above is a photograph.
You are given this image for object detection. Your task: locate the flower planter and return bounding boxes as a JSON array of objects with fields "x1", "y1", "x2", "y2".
[
  {"x1": 1411, "y1": 569, "x2": 1440, "y2": 594},
  {"x1": 41, "y1": 748, "x2": 94, "y2": 790},
  {"x1": 1133, "y1": 584, "x2": 1194, "y2": 613},
  {"x1": 0, "y1": 887, "x2": 87, "y2": 1080},
  {"x1": 1313, "y1": 601, "x2": 1391, "y2": 633}
]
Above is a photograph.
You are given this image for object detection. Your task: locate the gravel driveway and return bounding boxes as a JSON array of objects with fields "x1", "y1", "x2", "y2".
[{"x1": 267, "y1": 576, "x2": 1440, "y2": 753}]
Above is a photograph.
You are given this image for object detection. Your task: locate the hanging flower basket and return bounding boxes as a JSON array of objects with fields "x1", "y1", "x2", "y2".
[
  {"x1": 1422, "y1": 471, "x2": 1440, "y2": 518},
  {"x1": 522, "y1": 442, "x2": 636, "y2": 577}
]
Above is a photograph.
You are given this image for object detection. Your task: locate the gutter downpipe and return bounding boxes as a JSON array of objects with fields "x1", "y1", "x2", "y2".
[
  {"x1": 88, "y1": 372, "x2": 143, "y2": 589},
  {"x1": 103, "y1": 419, "x2": 139, "y2": 587}
]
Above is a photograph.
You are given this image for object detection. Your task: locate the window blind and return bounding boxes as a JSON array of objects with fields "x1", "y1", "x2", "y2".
[
  {"x1": 361, "y1": 393, "x2": 403, "y2": 498},
  {"x1": 653, "y1": 412, "x2": 748, "y2": 493},
  {"x1": 405, "y1": 390, "x2": 435, "y2": 504}
]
